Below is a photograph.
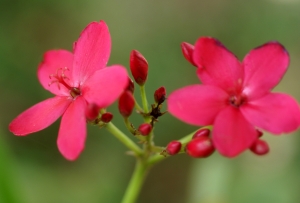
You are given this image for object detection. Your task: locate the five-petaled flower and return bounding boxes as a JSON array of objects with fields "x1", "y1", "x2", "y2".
[
  {"x1": 9, "y1": 21, "x2": 128, "y2": 160},
  {"x1": 168, "y1": 37, "x2": 300, "y2": 157}
]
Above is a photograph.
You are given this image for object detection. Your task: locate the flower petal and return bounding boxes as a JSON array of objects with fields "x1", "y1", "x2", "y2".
[
  {"x1": 241, "y1": 93, "x2": 300, "y2": 134},
  {"x1": 242, "y1": 42, "x2": 289, "y2": 100},
  {"x1": 72, "y1": 20, "x2": 111, "y2": 86},
  {"x1": 37, "y1": 50, "x2": 74, "y2": 96},
  {"x1": 213, "y1": 106, "x2": 257, "y2": 157},
  {"x1": 82, "y1": 65, "x2": 128, "y2": 108},
  {"x1": 57, "y1": 96, "x2": 87, "y2": 160},
  {"x1": 167, "y1": 85, "x2": 228, "y2": 126},
  {"x1": 9, "y1": 96, "x2": 71, "y2": 135},
  {"x1": 193, "y1": 37, "x2": 243, "y2": 93}
]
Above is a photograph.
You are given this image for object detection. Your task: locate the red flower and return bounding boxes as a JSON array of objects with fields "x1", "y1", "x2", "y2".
[
  {"x1": 9, "y1": 21, "x2": 128, "y2": 160},
  {"x1": 168, "y1": 37, "x2": 300, "y2": 157}
]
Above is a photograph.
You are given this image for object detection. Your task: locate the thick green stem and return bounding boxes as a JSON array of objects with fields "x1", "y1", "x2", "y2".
[
  {"x1": 140, "y1": 85, "x2": 149, "y2": 114},
  {"x1": 121, "y1": 160, "x2": 148, "y2": 203},
  {"x1": 105, "y1": 122, "x2": 143, "y2": 156}
]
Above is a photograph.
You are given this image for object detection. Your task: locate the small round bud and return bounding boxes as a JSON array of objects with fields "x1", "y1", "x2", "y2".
[
  {"x1": 192, "y1": 128, "x2": 210, "y2": 139},
  {"x1": 118, "y1": 91, "x2": 135, "y2": 117},
  {"x1": 130, "y1": 50, "x2": 148, "y2": 86},
  {"x1": 101, "y1": 112, "x2": 113, "y2": 123},
  {"x1": 185, "y1": 137, "x2": 215, "y2": 158},
  {"x1": 166, "y1": 141, "x2": 182, "y2": 155},
  {"x1": 256, "y1": 129, "x2": 263, "y2": 138},
  {"x1": 181, "y1": 42, "x2": 196, "y2": 66},
  {"x1": 85, "y1": 103, "x2": 100, "y2": 120},
  {"x1": 154, "y1": 86, "x2": 166, "y2": 104},
  {"x1": 250, "y1": 139, "x2": 269, "y2": 155},
  {"x1": 126, "y1": 77, "x2": 135, "y2": 93},
  {"x1": 138, "y1": 123, "x2": 152, "y2": 136}
]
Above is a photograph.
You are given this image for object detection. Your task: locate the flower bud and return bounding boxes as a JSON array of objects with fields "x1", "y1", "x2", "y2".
[
  {"x1": 250, "y1": 139, "x2": 269, "y2": 155},
  {"x1": 154, "y1": 86, "x2": 166, "y2": 104},
  {"x1": 118, "y1": 91, "x2": 135, "y2": 117},
  {"x1": 101, "y1": 112, "x2": 113, "y2": 123},
  {"x1": 185, "y1": 137, "x2": 215, "y2": 158},
  {"x1": 138, "y1": 123, "x2": 152, "y2": 136},
  {"x1": 256, "y1": 129, "x2": 263, "y2": 137},
  {"x1": 181, "y1": 42, "x2": 196, "y2": 66},
  {"x1": 130, "y1": 50, "x2": 148, "y2": 86},
  {"x1": 85, "y1": 103, "x2": 100, "y2": 120},
  {"x1": 192, "y1": 128, "x2": 210, "y2": 139},
  {"x1": 166, "y1": 141, "x2": 182, "y2": 155},
  {"x1": 126, "y1": 77, "x2": 135, "y2": 93}
]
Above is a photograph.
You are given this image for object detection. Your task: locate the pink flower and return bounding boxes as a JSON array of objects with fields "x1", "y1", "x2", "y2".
[
  {"x1": 9, "y1": 21, "x2": 128, "y2": 160},
  {"x1": 168, "y1": 37, "x2": 300, "y2": 157}
]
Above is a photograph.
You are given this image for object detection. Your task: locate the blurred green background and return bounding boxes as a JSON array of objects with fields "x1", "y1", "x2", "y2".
[{"x1": 1, "y1": 0, "x2": 300, "y2": 202}]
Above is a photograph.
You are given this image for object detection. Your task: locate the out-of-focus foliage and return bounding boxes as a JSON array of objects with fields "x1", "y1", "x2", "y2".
[{"x1": 1, "y1": 0, "x2": 300, "y2": 202}]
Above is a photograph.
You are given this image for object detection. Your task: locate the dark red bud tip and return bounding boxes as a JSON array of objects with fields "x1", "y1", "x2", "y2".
[
  {"x1": 154, "y1": 86, "x2": 166, "y2": 104},
  {"x1": 166, "y1": 141, "x2": 182, "y2": 155},
  {"x1": 185, "y1": 137, "x2": 215, "y2": 158},
  {"x1": 138, "y1": 123, "x2": 152, "y2": 136},
  {"x1": 256, "y1": 129, "x2": 263, "y2": 138},
  {"x1": 118, "y1": 91, "x2": 135, "y2": 117},
  {"x1": 192, "y1": 128, "x2": 210, "y2": 139},
  {"x1": 101, "y1": 112, "x2": 113, "y2": 123},
  {"x1": 126, "y1": 77, "x2": 135, "y2": 93},
  {"x1": 85, "y1": 103, "x2": 100, "y2": 120},
  {"x1": 181, "y1": 42, "x2": 197, "y2": 66},
  {"x1": 130, "y1": 50, "x2": 148, "y2": 86},
  {"x1": 250, "y1": 139, "x2": 269, "y2": 155}
]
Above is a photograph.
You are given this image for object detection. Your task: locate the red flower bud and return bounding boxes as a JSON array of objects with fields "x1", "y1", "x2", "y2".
[
  {"x1": 256, "y1": 129, "x2": 263, "y2": 137},
  {"x1": 138, "y1": 123, "x2": 152, "y2": 136},
  {"x1": 166, "y1": 141, "x2": 182, "y2": 155},
  {"x1": 118, "y1": 91, "x2": 135, "y2": 117},
  {"x1": 85, "y1": 103, "x2": 100, "y2": 120},
  {"x1": 181, "y1": 42, "x2": 197, "y2": 66},
  {"x1": 130, "y1": 50, "x2": 148, "y2": 86},
  {"x1": 185, "y1": 137, "x2": 215, "y2": 158},
  {"x1": 154, "y1": 86, "x2": 166, "y2": 104},
  {"x1": 101, "y1": 112, "x2": 113, "y2": 123},
  {"x1": 126, "y1": 77, "x2": 135, "y2": 93},
  {"x1": 192, "y1": 128, "x2": 210, "y2": 139},
  {"x1": 250, "y1": 139, "x2": 269, "y2": 155}
]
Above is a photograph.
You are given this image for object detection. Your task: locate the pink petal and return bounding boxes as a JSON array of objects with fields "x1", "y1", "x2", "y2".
[
  {"x1": 193, "y1": 37, "x2": 243, "y2": 93},
  {"x1": 9, "y1": 96, "x2": 71, "y2": 135},
  {"x1": 242, "y1": 41, "x2": 289, "y2": 100},
  {"x1": 57, "y1": 96, "x2": 87, "y2": 160},
  {"x1": 72, "y1": 21, "x2": 111, "y2": 86},
  {"x1": 241, "y1": 93, "x2": 300, "y2": 134},
  {"x1": 37, "y1": 50, "x2": 74, "y2": 96},
  {"x1": 82, "y1": 65, "x2": 128, "y2": 108},
  {"x1": 213, "y1": 106, "x2": 257, "y2": 157},
  {"x1": 167, "y1": 85, "x2": 228, "y2": 126}
]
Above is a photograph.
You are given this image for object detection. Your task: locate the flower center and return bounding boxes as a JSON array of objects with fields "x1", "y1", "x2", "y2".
[
  {"x1": 229, "y1": 94, "x2": 246, "y2": 108},
  {"x1": 48, "y1": 67, "x2": 81, "y2": 98}
]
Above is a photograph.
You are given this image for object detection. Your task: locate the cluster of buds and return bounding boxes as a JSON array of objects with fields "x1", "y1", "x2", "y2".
[{"x1": 85, "y1": 103, "x2": 113, "y2": 126}]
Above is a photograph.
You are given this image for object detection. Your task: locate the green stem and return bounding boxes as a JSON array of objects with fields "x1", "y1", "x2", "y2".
[
  {"x1": 140, "y1": 85, "x2": 149, "y2": 114},
  {"x1": 105, "y1": 122, "x2": 143, "y2": 156},
  {"x1": 121, "y1": 160, "x2": 148, "y2": 203}
]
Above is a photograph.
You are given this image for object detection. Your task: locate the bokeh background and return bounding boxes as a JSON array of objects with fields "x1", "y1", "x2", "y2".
[{"x1": 1, "y1": 0, "x2": 300, "y2": 202}]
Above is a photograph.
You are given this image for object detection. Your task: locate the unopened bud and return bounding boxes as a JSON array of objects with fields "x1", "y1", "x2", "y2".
[
  {"x1": 154, "y1": 86, "x2": 166, "y2": 104},
  {"x1": 130, "y1": 50, "x2": 148, "y2": 86},
  {"x1": 118, "y1": 91, "x2": 135, "y2": 117},
  {"x1": 166, "y1": 141, "x2": 182, "y2": 155},
  {"x1": 185, "y1": 137, "x2": 215, "y2": 158},
  {"x1": 250, "y1": 139, "x2": 269, "y2": 155},
  {"x1": 138, "y1": 123, "x2": 152, "y2": 136},
  {"x1": 192, "y1": 128, "x2": 210, "y2": 139},
  {"x1": 256, "y1": 129, "x2": 263, "y2": 138},
  {"x1": 101, "y1": 112, "x2": 113, "y2": 123},
  {"x1": 181, "y1": 42, "x2": 196, "y2": 66},
  {"x1": 85, "y1": 103, "x2": 100, "y2": 120},
  {"x1": 126, "y1": 77, "x2": 135, "y2": 93}
]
